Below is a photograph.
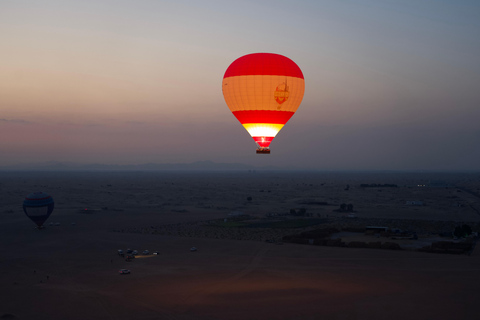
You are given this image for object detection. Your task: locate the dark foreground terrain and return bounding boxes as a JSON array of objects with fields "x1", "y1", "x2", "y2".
[{"x1": 1, "y1": 171, "x2": 480, "y2": 320}]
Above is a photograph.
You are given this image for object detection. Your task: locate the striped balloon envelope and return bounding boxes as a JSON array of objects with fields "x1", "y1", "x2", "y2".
[
  {"x1": 23, "y1": 192, "x2": 55, "y2": 229},
  {"x1": 222, "y1": 53, "x2": 305, "y2": 154}
]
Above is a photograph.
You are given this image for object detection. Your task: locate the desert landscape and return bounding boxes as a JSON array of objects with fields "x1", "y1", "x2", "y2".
[
  {"x1": 1, "y1": 170, "x2": 480, "y2": 320},
  {"x1": 3, "y1": 1, "x2": 479, "y2": 319}
]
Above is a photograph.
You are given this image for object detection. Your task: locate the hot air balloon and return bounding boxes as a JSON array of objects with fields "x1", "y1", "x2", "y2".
[
  {"x1": 222, "y1": 53, "x2": 305, "y2": 154},
  {"x1": 23, "y1": 192, "x2": 54, "y2": 229}
]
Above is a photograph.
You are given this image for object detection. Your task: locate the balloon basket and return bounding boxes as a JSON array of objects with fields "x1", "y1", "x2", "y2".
[{"x1": 256, "y1": 148, "x2": 270, "y2": 154}]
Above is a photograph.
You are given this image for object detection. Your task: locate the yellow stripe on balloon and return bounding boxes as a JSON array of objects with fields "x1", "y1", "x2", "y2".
[{"x1": 242, "y1": 123, "x2": 284, "y2": 137}]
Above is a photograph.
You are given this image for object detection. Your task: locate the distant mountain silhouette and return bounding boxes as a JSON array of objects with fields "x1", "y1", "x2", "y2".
[{"x1": 0, "y1": 160, "x2": 286, "y2": 171}]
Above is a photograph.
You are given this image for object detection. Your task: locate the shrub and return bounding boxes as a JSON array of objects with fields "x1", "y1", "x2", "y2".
[
  {"x1": 453, "y1": 224, "x2": 472, "y2": 238},
  {"x1": 367, "y1": 241, "x2": 381, "y2": 249},
  {"x1": 381, "y1": 242, "x2": 401, "y2": 250},
  {"x1": 348, "y1": 241, "x2": 367, "y2": 248}
]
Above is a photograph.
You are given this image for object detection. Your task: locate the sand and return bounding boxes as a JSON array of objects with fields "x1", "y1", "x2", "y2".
[{"x1": 1, "y1": 171, "x2": 480, "y2": 320}]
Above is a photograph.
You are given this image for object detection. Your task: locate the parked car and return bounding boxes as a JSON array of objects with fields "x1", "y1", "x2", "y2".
[
  {"x1": 153, "y1": 251, "x2": 160, "y2": 255},
  {"x1": 132, "y1": 250, "x2": 138, "y2": 255},
  {"x1": 117, "y1": 249, "x2": 124, "y2": 255},
  {"x1": 119, "y1": 269, "x2": 130, "y2": 274},
  {"x1": 142, "y1": 250, "x2": 149, "y2": 255},
  {"x1": 126, "y1": 249, "x2": 133, "y2": 254},
  {"x1": 190, "y1": 247, "x2": 197, "y2": 252}
]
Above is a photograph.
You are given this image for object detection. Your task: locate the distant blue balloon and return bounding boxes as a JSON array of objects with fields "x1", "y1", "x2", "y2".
[{"x1": 23, "y1": 192, "x2": 54, "y2": 228}]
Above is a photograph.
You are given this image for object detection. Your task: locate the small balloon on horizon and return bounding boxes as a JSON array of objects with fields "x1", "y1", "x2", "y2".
[{"x1": 23, "y1": 192, "x2": 55, "y2": 229}]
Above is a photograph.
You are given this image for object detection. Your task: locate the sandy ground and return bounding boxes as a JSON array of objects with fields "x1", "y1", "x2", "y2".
[{"x1": 1, "y1": 171, "x2": 480, "y2": 320}]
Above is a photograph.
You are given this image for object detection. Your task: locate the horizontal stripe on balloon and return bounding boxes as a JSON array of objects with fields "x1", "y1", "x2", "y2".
[
  {"x1": 242, "y1": 123, "x2": 283, "y2": 138},
  {"x1": 24, "y1": 206, "x2": 53, "y2": 216},
  {"x1": 224, "y1": 53, "x2": 304, "y2": 79},
  {"x1": 24, "y1": 198, "x2": 54, "y2": 207},
  {"x1": 222, "y1": 75, "x2": 305, "y2": 113},
  {"x1": 233, "y1": 110, "x2": 294, "y2": 125},
  {"x1": 252, "y1": 136, "x2": 274, "y2": 148}
]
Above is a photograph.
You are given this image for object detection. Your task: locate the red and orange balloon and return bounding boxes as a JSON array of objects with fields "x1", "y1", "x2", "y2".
[{"x1": 222, "y1": 53, "x2": 305, "y2": 154}]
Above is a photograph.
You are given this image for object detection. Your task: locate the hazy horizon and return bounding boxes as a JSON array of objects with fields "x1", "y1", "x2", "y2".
[
  {"x1": 1, "y1": 160, "x2": 480, "y2": 174},
  {"x1": 1, "y1": 0, "x2": 479, "y2": 171}
]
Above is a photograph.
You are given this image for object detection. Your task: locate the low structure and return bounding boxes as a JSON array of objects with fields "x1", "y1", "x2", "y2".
[
  {"x1": 405, "y1": 201, "x2": 424, "y2": 206},
  {"x1": 365, "y1": 226, "x2": 388, "y2": 233}
]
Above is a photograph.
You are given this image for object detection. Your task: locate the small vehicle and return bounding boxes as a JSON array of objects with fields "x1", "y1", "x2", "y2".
[
  {"x1": 132, "y1": 250, "x2": 138, "y2": 255},
  {"x1": 119, "y1": 269, "x2": 130, "y2": 274},
  {"x1": 126, "y1": 249, "x2": 133, "y2": 254},
  {"x1": 190, "y1": 247, "x2": 197, "y2": 252},
  {"x1": 117, "y1": 249, "x2": 124, "y2": 255},
  {"x1": 153, "y1": 251, "x2": 159, "y2": 255},
  {"x1": 142, "y1": 250, "x2": 149, "y2": 255}
]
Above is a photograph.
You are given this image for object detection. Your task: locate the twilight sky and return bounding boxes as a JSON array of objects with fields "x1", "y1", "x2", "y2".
[{"x1": 1, "y1": 0, "x2": 479, "y2": 170}]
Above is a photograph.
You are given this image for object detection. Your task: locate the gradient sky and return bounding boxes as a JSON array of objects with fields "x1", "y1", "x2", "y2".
[{"x1": 1, "y1": 0, "x2": 479, "y2": 170}]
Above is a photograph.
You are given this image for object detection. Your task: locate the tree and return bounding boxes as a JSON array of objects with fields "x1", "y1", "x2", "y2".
[{"x1": 454, "y1": 224, "x2": 472, "y2": 238}]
